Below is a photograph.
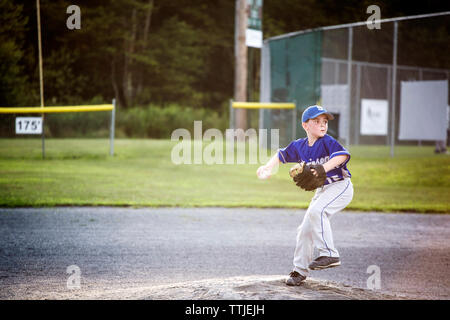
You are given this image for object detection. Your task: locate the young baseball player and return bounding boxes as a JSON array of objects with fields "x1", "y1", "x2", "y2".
[{"x1": 256, "y1": 105, "x2": 353, "y2": 286}]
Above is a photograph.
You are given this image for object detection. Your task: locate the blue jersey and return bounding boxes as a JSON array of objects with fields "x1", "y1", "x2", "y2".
[{"x1": 278, "y1": 134, "x2": 351, "y2": 186}]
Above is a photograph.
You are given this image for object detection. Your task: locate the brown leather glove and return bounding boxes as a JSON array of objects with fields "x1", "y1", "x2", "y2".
[{"x1": 292, "y1": 163, "x2": 327, "y2": 191}]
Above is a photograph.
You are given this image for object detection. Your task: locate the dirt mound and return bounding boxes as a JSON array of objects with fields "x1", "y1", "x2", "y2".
[{"x1": 81, "y1": 275, "x2": 407, "y2": 300}]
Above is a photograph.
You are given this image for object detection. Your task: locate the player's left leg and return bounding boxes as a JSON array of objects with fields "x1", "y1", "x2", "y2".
[
  {"x1": 308, "y1": 178, "x2": 353, "y2": 270},
  {"x1": 287, "y1": 192, "x2": 321, "y2": 285}
]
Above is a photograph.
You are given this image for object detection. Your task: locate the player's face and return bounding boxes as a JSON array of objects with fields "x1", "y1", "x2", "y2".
[{"x1": 305, "y1": 114, "x2": 328, "y2": 138}]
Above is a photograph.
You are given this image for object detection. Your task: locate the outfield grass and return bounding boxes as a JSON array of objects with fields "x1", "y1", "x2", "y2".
[{"x1": 0, "y1": 138, "x2": 449, "y2": 213}]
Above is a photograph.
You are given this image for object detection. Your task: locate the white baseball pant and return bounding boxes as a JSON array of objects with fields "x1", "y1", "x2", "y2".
[{"x1": 293, "y1": 178, "x2": 353, "y2": 277}]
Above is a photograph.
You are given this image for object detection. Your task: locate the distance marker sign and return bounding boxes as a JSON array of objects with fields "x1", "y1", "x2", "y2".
[{"x1": 15, "y1": 117, "x2": 43, "y2": 134}]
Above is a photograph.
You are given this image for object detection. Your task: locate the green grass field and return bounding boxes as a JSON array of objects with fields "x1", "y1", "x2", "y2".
[{"x1": 0, "y1": 138, "x2": 449, "y2": 213}]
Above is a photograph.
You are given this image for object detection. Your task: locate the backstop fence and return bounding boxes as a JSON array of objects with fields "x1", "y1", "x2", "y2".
[{"x1": 260, "y1": 12, "x2": 450, "y2": 154}]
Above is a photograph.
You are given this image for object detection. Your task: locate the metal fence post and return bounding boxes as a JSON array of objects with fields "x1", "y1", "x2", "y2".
[
  {"x1": 390, "y1": 22, "x2": 398, "y2": 158},
  {"x1": 229, "y1": 99, "x2": 234, "y2": 129},
  {"x1": 346, "y1": 27, "x2": 353, "y2": 147},
  {"x1": 334, "y1": 61, "x2": 339, "y2": 84},
  {"x1": 292, "y1": 100, "x2": 297, "y2": 141},
  {"x1": 110, "y1": 99, "x2": 116, "y2": 156},
  {"x1": 386, "y1": 66, "x2": 391, "y2": 146},
  {"x1": 354, "y1": 64, "x2": 361, "y2": 145}
]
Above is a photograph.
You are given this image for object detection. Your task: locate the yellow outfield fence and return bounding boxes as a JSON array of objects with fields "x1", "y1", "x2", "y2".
[
  {"x1": 0, "y1": 100, "x2": 116, "y2": 157},
  {"x1": 231, "y1": 102, "x2": 296, "y2": 109},
  {"x1": 229, "y1": 100, "x2": 297, "y2": 144},
  {"x1": 231, "y1": 101, "x2": 295, "y2": 109},
  {"x1": 0, "y1": 104, "x2": 114, "y2": 114}
]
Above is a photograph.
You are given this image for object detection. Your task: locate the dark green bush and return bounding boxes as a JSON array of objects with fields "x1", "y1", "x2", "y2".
[{"x1": 117, "y1": 104, "x2": 228, "y2": 138}]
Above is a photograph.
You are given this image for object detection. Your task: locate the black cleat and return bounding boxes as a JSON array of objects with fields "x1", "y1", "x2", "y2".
[
  {"x1": 308, "y1": 256, "x2": 341, "y2": 270},
  {"x1": 285, "y1": 271, "x2": 306, "y2": 286}
]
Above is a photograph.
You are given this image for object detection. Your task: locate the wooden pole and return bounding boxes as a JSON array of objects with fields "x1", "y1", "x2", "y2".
[
  {"x1": 36, "y1": 0, "x2": 45, "y2": 158},
  {"x1": 234, "y1": 0, "x2": 248, "y2": 136}
]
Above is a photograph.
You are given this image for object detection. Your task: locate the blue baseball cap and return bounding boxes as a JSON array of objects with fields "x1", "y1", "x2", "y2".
[{"x1": 301, "y1": 105, "x2": 334, "y2": 123}]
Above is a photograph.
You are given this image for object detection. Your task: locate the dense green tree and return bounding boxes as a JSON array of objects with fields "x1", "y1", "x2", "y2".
[
  {"x1": 0, "y1": 0, "x2": 33, "y2": 106},
  {"x1": 3, "y1": 0, "x2": 449, "y2": 112}
]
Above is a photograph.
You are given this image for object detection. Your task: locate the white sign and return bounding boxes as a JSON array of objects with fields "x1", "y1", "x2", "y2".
[
  {"x1": 360, "y1": 99, "x2": 388, "y2": 135},
  {"x1": 15, "y1": 117, "x2": 43, "y2": 134},
  {"x1": 399, "y1": 80, "x2": 448, "y2": 141},
  {"x1": 246, "y1": 29, "x2": 262, "y2": 48}
]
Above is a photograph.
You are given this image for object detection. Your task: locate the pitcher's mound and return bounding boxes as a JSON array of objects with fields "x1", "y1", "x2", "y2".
[{"x1": 89, "y1": 275, "x2": 407, "y2": 300}]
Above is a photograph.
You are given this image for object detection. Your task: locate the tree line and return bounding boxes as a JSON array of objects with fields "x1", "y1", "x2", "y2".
[{"x1": 1, "y1": 0, "x2": 448, "y2": 111}]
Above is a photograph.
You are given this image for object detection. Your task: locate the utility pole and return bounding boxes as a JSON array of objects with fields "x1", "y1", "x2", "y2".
[
  {"x1": 234, "y1": 0, "x2": 248, "y2": 134},
  {"x1": 36, "y1": 0, "x2": 45, "y2": 158}
]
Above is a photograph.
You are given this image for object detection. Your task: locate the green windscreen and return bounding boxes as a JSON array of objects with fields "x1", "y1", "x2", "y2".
[{"x1": 264, "y1": 31, "x2": 322, "y2": 147}]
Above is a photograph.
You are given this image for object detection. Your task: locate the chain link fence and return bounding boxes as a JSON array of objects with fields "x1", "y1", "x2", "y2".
[{"x1": 260, "y1": 12, "x2": 450, "y2": 153}]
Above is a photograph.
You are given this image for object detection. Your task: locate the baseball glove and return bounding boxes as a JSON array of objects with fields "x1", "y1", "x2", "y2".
[{"x1": 290, "y1": 162, "x2": 327, "y2": 191}]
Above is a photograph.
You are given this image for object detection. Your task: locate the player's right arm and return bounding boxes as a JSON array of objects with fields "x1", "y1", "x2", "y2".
[
  {"x1": 256, "y1": 153, "x2": 280, "y2": 179},
  {"x1": 256, "y1": 140, "x2": 300, "y2": 179}
]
